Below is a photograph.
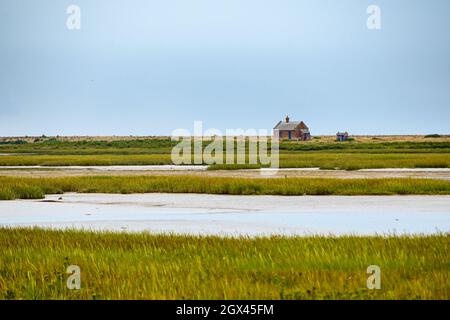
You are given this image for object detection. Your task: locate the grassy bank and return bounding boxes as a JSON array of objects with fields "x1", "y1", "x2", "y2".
[
  {"x1": 0, "y1": 228, "x2": 448, "y2": 299},
  {"x1": 0, "y1": 152, "x2": 449, "y2": 169},
  {"x1": 206, "y1": 153, "x2": 450, "y2": 170},
  {"x1": 0, "y1": 154, "x2": 171, "y2": 166},
  {"x1": 1, "y1": 138, "x2": 449, "y2": 155},
  {"x1": 1, "y1": 176, "x2": 450, "y2": 200},
  {"x1": 0, "y1": 137, "x2": 449, "y2": 169}
]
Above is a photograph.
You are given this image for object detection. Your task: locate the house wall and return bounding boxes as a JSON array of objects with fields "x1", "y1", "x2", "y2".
[{"x1": 278, "y1": 130, "x2": 310, "y2": 140}]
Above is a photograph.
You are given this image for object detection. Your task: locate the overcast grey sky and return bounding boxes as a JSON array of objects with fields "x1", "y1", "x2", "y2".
[{"x1": 0, "y1": 0, "x2": 449, "y2": 136}]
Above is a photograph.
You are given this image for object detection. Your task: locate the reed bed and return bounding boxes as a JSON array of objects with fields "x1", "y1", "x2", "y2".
[
  {"x1": 0, "y1": 228, "x2": 448, "y2": 300},
  {"x1": 0, "y1": 152, "x2": 449, "y2": 169},
  {"x1": 0, "y1": 176, "x2": 450, "y2": 200}
]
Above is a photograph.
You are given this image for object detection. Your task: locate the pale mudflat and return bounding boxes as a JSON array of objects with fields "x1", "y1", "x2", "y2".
[
  {"x1": 1, "y1": 166, "x2": 450, "y2": 180},
  {"x1": 1, "y1": 193, "x2": 449, "y2": 236},
  {"x1": 0, "y1": 165, "x2": 450, "y2": 181}
]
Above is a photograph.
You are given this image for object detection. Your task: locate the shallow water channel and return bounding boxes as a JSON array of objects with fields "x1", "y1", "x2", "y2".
[{"x1": 1, "y1": 193, "x2": 449, "y2": 236}]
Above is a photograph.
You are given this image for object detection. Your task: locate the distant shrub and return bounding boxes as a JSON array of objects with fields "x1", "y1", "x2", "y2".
[
  {"x1": 0, "y1": 140, "x2": 28, "y2": 145},
  {"x1": 425, "y1": 134, "x2": 441, "y2": 138}
]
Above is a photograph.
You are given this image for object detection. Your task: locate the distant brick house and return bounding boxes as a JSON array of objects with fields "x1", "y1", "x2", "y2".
[{"x1": 273, "y1": 116, "x2": 311, "y2": 141}]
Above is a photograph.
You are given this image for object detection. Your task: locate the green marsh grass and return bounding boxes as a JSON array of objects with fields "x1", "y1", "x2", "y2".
[
  {"x1": 278, "y1": 153, "x2": 450, "y2": 170},
  {"x1": 0, "y1": 152, "x2": 449, "y2": 169},
  {"x1": 0, "y1": 138, "x2": 449, "y2": 169},
  {"x1": 0, "y1": 154, "x2": 172, "y2": 166},
  {"x1": 0, "y1": 176, "x2": 450, "y2": 200},
  {"x1": 0, "y1": 228, "x2": 448, "y2": 299},
  {"x1": 1, "y1": 138, "x2": 449, "y2": 154}
]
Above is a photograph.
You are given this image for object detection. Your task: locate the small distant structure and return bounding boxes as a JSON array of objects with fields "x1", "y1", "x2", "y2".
[
  {"x1": 273, "y1": 116, "x2": 311, "y2": 141},
  {"x1": 336, "y1": 132, "x2": 349, "y2": 141}
]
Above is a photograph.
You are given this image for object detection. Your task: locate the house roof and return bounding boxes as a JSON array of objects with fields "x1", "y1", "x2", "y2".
[{"x1": 274, "y1": 121, "x2": 309, "y2": 131}]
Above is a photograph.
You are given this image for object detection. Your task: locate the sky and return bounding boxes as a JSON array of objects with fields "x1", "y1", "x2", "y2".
[{"x1": 0, "y1": 0, "x2": 449, "y2": 136}]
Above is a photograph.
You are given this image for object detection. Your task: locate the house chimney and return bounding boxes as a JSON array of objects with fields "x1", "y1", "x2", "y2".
[{"x1": 285, "y1": 115, "x2": 289, "y2": 123}]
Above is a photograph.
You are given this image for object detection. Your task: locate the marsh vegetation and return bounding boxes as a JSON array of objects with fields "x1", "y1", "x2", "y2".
[
  {"x1": 0, "y1": 137, "x2": 449, "y2": 169},
  {"x1": 0, "y1": 228, "x2": 447, "y2": 299},
  {"x1": 1, "y1": 175, "x2": 450, "y2": 200}
]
